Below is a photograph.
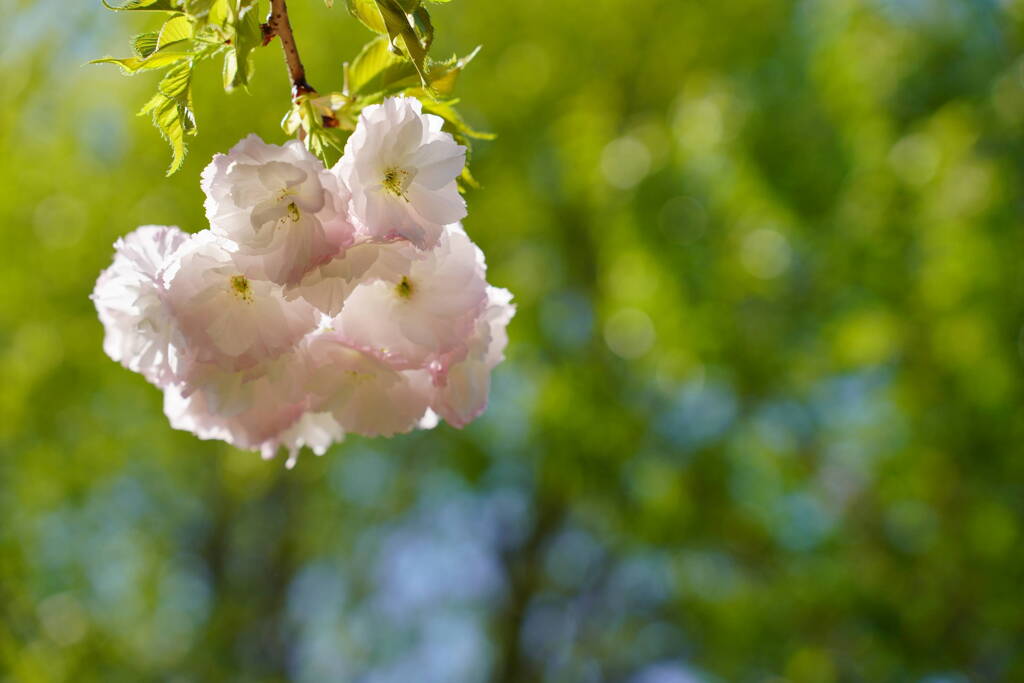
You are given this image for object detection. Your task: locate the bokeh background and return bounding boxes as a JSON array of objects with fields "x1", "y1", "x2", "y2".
[{"x1": 3, "y1": 0, "x2": 1024, "y2": 680}]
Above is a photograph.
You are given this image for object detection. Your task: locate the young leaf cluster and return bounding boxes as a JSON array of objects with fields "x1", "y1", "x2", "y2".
[
  {"x1": 96, "y1": 0, "x2": 491, "y2": 185},
  {"x1": 95, "y1": 0, "x2": 266, "y2": 175},
  {"x1": 285, "y1": 0, "x2": 490, "y2": 188}
]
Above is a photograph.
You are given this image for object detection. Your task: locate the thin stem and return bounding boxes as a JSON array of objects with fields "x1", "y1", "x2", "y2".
[{"x1": 263, "y1": 0, "x2": 315, "y2": 99}]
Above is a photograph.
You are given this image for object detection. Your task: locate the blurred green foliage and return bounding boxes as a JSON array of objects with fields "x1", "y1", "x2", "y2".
[{"x1": 2, "y1": 0, "x2": 1024, "y2": 681}]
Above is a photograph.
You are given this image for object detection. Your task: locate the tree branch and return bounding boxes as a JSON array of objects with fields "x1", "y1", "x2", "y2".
[{"x1": 262, "y1": 0, "x2": 315, "y2": 99}]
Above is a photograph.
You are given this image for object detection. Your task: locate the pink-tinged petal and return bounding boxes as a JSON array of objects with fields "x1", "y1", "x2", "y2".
[
  {"x1": 333, "y1": 225, "x2": 486, "y2": 367},
  {"x1": 432, "y1": 286, "x2": 516, "y2": 428},
  {"x1": 91, "y1": 225, "x2": 190, "y2": 386},
  {"x1": 343, "y1": 97, "x2": 467, "y2": 247},
  {"x1": 303, "y1": 333, "x2": 430, "y2": 437},
  {"x1": 165, "y1": 230, "x2": 318, "y2": 374},
  {"x1": 164, "y1": 353, "x2": 311, "y2": 455},
  {"x1": 202, "y1": 134, "x2": 335, "y2": 287}
]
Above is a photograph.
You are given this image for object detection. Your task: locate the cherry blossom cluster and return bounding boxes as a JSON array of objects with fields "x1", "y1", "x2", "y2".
[{"x1": 92, "y1": 97, "x2": 514, "y2": 466}]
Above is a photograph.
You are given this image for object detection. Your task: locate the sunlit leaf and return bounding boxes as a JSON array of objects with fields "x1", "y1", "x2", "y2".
[
  {"x1": 346, "y1": 0, "x2": 386, "y2": 34},
  {"x1": 131, "y1": 32, "x2": 160, "y2": 58},
  {"x1": 411, "y1": 5, "x2": 433, "y2": 52},
  {"x1": 426, "y1": 45, "x2": 479, "y2": 96},
  {"x1": 347, "y1": 35, "x2": 417, "y2": 96},
  {"x1": 223, "y1": 0, "x2": 261, "y2": 90},
  {"x1": 102, "y1": 0, "x2": 183, "y2": 11},
  {"x1": 157, "y1": 14, "x2": 193, "y2": 47},
  {"x1": 91, "y1": 48, "x2": 191, "y2": 73},
  {"x1": 376, "y1": 0, "x2": 429, "y2": 85},
  {"x1": 138, "y1": 60, "x2": 196, "y2": 175}
]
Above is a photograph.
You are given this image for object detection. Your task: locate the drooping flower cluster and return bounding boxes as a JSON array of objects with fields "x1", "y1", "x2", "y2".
[{"x1": 92, "y1": 97, "x2": 514, "y2": 466}]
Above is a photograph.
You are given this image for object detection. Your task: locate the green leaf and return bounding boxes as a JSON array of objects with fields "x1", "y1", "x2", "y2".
[
  {"x1": 102, "y1": 0, "x2": 183, "y2": 11},
  {"x1": 184, "y1": 0, "x2": 217, "y2": 17},
  {"x1": 395, "y1": 0, "x2": 420, "y2": 11},
  {"x1": 94, "y1": 15, "x2": 195, "y2": 74},
  {"x1": 347, "y1": 35, "x2": 417, "y2": 96},
  {"x1": 131, "y1": 32, "x2": 160, "y2": 58},
  {"x1": 346, "y1": 0, "x2": 387, "y2": 34},
  {"x1": 157, "y1": 15, "x2": 193, "y2": 47},
  {"x1": 204, "y1": 0, "x2": 231, "y2": 25},
  {"x1": 223, "y1": 0, "x2": 261, "y2": 90},
  {"x1": 376, "y1": 0, "x2": 429, "y2": 85},
  {"x1": 158, "y1": 59, "x2": 192, "y2": 97},
  {"x1": 426, "y1": 45, "x2": 479, "y2": 96},
  {"x1": 282, "y1": 96, "x2": 349, "y2": 165},
  {"x1": 91, "y1": 48, "x2": 190, "y2": 73},
  {"x1": 411, "y1": 5, "x2": 433, "y2": 52},
  {"x1": 138, "y1": 61, "x2": 196, "y2": 175}
]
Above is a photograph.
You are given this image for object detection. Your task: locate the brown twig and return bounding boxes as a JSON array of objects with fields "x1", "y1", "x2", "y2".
[{"x1": 262, "y1": 0, "x2": 315, "y2": 100}]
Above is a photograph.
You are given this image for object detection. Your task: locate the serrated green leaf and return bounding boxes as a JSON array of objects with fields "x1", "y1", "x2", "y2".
[
  {"x1": 91, "y1": 48, "x2": 190, "y2": 73},
  {"x1": 136, "y1": 61, "x2": 196, "y2": 175},
  {"x1": 347, "y1": 35, "x2": 417, "y2": 96},
  {"x1": 426, "y1": 45, "x2": 479, "y2": 96},
  {"x1": 184, "y1": 0, "x2": 216, "y2": 16},
  {"x1": 411, "y1": 5, "x2": 433, "y2": 52},
  {"x1": 159, "y1": 60, "x2": 192, "y2": 97},
  {"x1": 223, "y1": 0, "x2": 260, "y2": 90},
  {"x1": 131, "y1": 32, "x2": 160, "y2": 58},
  {"x1": 376, "y1": 0, "x2": 429, "y2": 86},
  {"x1": 103, "y1": 0, "x2": 183, "y2": 11},
  {"x1": 158, "y1": 15, "x2": 193, "y2": 47},
  {"x1": 206, "y1": 0, "x2": 231, "y2": 25},
  {"x1": 93, "y1": 13, "x2": 195, "y2": 74},
  {"x1": 154, "y1": 98, "x2": 190, "y2": 174},
  {"x1": 346, "y1": 0, "x2": 386, "y2": 34}
]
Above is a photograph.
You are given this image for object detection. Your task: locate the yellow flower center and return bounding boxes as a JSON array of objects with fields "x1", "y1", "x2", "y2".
[
  {"x1": 382, "y1": 166, "x2": 410, "y2": 199},
  {"x1": 229, "y1": 274, "x2": 254, "y2": 302},
  {"x1": 395, "y1": 276, "x2": 415, "y2": 299}
]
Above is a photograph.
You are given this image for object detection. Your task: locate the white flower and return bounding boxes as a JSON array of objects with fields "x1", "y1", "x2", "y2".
[
  {"x1": 335, "y1": 96, "x2": 467, "y2": 248},
  {"x1": 332, "y1": 224, "x2": 487, "y2": 368},
  {"x1": 202, "y1": 134, "x2": 353, "y2": 286},
  {"x1": 431, "y1": 286, "x2": 515, "y2": 427},
  {"x1": 91, "y1": 225, "x2": 189, "y2": 386},
  {"x1": 164, "y1": 231, "x2": 318, "y2": 374},
  {"x1": 304, "y1": 332, "x2": 431, "y2": 437}
]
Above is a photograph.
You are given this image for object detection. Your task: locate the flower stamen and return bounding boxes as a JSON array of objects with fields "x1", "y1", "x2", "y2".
[
  {"x1": 229, "y1": 274, "x2": 254, "y2": 302},
  {"x1": 382, "y1": 166, "x2": 410, "y2": 200},
  {"x1": 395, "y1": 275, "x2": 415, "y2": 299}
]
